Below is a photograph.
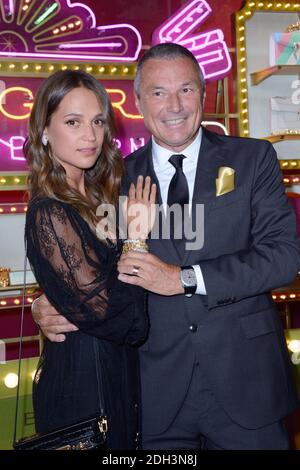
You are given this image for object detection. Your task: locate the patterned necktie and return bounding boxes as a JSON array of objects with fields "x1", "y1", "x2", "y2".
[{"x1": 167, "y1": 154, "x2": 189, "y2": 209}]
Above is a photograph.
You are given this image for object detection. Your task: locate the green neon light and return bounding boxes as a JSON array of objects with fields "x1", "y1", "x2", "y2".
[{"x1": 34, "y1": 2, "x2": 58, "y2": 25}]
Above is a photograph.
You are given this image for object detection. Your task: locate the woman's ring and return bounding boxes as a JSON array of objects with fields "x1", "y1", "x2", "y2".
[{"x1": 132, "y1": 265, "x2": 140, "y2": 276}]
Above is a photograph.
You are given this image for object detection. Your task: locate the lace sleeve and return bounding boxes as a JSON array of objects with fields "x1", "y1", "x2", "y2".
[{"x1": 25, "y1": 199, "x2": 148, "y2": 345}]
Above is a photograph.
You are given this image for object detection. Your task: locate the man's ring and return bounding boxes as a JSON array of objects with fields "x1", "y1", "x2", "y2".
[{"x1": 132, "y1": 265, "x2": 140, "y2": 276}]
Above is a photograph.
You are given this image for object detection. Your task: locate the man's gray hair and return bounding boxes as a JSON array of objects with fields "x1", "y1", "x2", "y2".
[{"x1": 134, "y1": 42, "x2": 206, "y2": 99}]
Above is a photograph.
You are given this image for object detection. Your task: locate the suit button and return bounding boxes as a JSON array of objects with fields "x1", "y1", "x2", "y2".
[{"x1": 189, "y1": 324, "x2": 198, "y2": 332}]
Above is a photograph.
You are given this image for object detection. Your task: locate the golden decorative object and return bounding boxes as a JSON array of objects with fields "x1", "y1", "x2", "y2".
[
  {"x1": 286, "y1": 22, "x2": 300, "y2": 32},
  {"x1": 0, "y1": 267, "x2": 10, "y2": 288}
]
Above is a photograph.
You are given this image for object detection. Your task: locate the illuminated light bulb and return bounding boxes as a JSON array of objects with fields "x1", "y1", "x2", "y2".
[
  {"x1": 239, "y1": 36, "x2": 245, "y2": 42},
  {"x1": 284, "y1": 3, "x2": 291, "y2": 7},
  {"x1": 9, "y1": 64, "x2": 15, "y2": 69},
  {"x1": 14, "y1": 178, "x2": 20, "y2": 183},
  {"x1": 258, "y1": 2, "x2": 264, "y2": 7},
  {"x1": 61, "y1": 26, "x2": 67, "y2": 31},
  {"x1": 283, "y1": 178, "x2": 290, "y2": 183},
  {"x1": 123, "y1": 67, "x2": 129, "y2": 73},
  {"x1": 240, "y1": 57, "x2": 246, "y2": 62},
  {"x1": 241, "y1": 78, "x2": 247, "y2": 83},
  {"x1": 27, "y1": 297, "x2": 33, "y2": 303},
  {"x1": 242, "y1": 119, "x2": 248, "y2": 124},
  {"x1": 240, "y1": 47, "x2": 245, "y2": 52},
  {"x1": 0, "y1": 178, "x2": 6, "y2": 183},
  {"x1": 241, "y1": 68, "x2": 246, "y2": 73},
  {"x1": 99, "y1": 66, "x2": 105, "y2": 73},
  {"x1": 245, "y1": 11, "x2": 251, "y2": 16},
  {"x1": 0, "y1": 301, "x2": 7, "y2": 306},
  {"x1": 48, "y1": 65, "x2": 54, "y2": 71},
  {"x1": 86, "y1": 66, "x2": 92, "y2": 72},
  {"x1": 61, "y1": 65, "x2": 67, "y2": 70},
  {"x1": 287, "y1": 340, "x2": 300, "y2": 353},
  {"x1": 293, "y1": 178, "x2": 299, "y2": 183},
  {"x1": 244, "y1": 130, "x2": 249, "y2": 135},
  {"x1": 53, "y1": 28, "x2": 59, "y2": 34},
  {"x1": 22, "y1": 64, "x2": 29, "y2": 70},
  {"x1": 291, "y1": 161, "x2": 297, "y2": 166},
  {"x1": 35, "y1": 65, "x2": 41, "y2": 71},
  {"x1": 25, "y1": 0, "x2": 31, "y2": 3},
  {"x1": 74, "y1": 66, "x2": 79, "y2": 70},
  {"x1": 238, "y1": 15, "x2": 244, "y2": 20},
  {"x1": 239, "y1": 26, "x2": 245, "y2": 31},
  {"x1": 281, "y1": 161, "x2": 288, "y2": 166},
  {"x1": 10, "y1": 207, "x2": 17, "y2": 212},
  {"x1": 111, "y1": 67, "x2": 117, "y2": 73},
  {"x1": 272, "y1": 295, "x2": 277, "y2": 300},
  {"x1": 291, "y1": 352, "x2": 300, "y2": 365},
  {"x1": 24, "y1": 207, "x2": 28, "y2": 212},
  {"x1": 4, "y1": 373, "x2": 18, "y2": 389},
  {"x1": 276, "y1": 2, "x2": 282, "y2": 7},
  {"x1": 0, "y1": 208, "x2": 3, "y2": 213},
  {"x1": 68, "y1": 23, "x2": 74, "y2": 28},
  {"x1": 14, "y1": 299, "x2": 20, "y2": 305},
  {"x1": 75, "y1": 20, "x2": 81, "y2": 26},
  {"x1": 22, "y1": 5, "x2": 28, "y2": 10},
  {"x1": 280, "y1": 294, "x2": 286, "y2": 300},
  {"x1": 267, "y1": 3, "x2": 273, "y2": 7},
  {"x1": 241, "y1": 88, "x2": 247, "y2": 93},
  {"x1": 289, "y1": 294, "x2": 296, "y2": 299},
  {"x1": 249, "y1": 1, "x2": 255, "y2": 5},
  {"x1": 242, "y1": 99, "x2": 248, "y2": 103}
]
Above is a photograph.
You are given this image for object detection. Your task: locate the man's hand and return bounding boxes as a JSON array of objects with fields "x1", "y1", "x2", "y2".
[
  {"x1": 117, "y1": 252, "x2": 184, "y2": 296},
  {"x1": 32, "y1": 294, "x2": 78, "y2": 342}
]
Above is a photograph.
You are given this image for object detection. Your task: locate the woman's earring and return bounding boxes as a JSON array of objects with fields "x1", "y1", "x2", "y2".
[{"x1": 42, "y1": 134, "x2": 48, "y2": 146}]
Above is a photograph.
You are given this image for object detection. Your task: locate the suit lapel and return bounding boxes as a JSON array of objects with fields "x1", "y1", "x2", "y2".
[{"x1": 181, "y1": 128, "x2": 229, "y2": 266}]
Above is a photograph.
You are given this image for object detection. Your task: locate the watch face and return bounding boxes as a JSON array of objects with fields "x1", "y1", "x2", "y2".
[{"x1": 181, "y1": 268, "x2": 197, "y2": 287}]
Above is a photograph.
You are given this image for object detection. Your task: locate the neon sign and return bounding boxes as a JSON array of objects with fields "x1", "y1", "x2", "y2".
[
  {"x1": 0, "y1": 0, "x2": 142, "y2": 61},
  {"x1": 0, "y1": 86, "x2": 142, "y2": 121},
  {"x1": 152, "y1": 0, "x2": 232, "y2": 81},
  {"x1": 0, "y1": 80, "x2": 148, "y2": 171}
]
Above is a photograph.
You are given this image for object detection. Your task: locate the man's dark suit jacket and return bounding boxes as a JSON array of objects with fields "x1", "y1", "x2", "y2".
[{"x1": 124, "y1": 127, "x2": 300, "y2": 436}]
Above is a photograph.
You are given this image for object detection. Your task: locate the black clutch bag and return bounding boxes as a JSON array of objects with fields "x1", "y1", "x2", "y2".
[{"x1": 13, "y1": 415, "x2": 108, "y2": 450}]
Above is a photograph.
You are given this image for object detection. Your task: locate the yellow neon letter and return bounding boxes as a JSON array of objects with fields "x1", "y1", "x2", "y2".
[
  {"x1": 0, "y1": 87, "x2": 34, "y2": 120},
  {"x1": 106, "y1": 89, "x2": 143, "y2": 120}
]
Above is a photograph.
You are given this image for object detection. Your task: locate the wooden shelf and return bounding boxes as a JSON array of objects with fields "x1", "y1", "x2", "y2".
[
  {"x1": 0, "y1": 283, "x2": 38, "y2": 292},
  {"x1": 262, "y1": 133, "x2": 300, "y2": 144},
  {"x1": 251, "y1": 65, "x2": 300, "y2": 86}
]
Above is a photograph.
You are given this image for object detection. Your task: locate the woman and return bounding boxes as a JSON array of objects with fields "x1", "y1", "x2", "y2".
[{"x1": 24, "y1": 70, "x2": 156, "y2": 450}]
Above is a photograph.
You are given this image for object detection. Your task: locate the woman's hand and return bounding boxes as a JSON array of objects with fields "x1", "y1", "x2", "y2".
[{"x1": 124, "y1": 175, "x2": 157, "y2": 240}]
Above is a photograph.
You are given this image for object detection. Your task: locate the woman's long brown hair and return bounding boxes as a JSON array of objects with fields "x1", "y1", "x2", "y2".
[{"x1": 24, "y1": 70, "x2": 124, "y2": 226}]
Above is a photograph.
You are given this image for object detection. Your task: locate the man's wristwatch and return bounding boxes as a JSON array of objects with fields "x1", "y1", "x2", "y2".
[{"x1": 180, "y1": 266, "x2": 197, "y2": 297}]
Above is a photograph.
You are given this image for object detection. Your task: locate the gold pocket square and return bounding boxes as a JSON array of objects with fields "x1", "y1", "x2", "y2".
[{"x1": 216, "y1": 167, "x2": 235, "y2": 197}]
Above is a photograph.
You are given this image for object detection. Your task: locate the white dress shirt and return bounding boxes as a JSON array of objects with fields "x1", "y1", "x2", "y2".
[{"x1": 151, "y1": 129, "x2": 206, "y2": 295}]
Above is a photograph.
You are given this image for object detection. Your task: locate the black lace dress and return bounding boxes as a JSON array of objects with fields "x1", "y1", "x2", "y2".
[{"x1": 25, "y1": 197, "x2": 148, "y2": 450}]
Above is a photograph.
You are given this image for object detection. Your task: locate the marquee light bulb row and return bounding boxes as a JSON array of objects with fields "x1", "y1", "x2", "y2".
[
  {"x1": 236, "y1": 1, "x2": 300, "y2": 137},
  {"x1": 0, "y1": 296, "x2": 35, "y2": 309},
  {"x1": 0, "y1": 61, "x2": 136, "y2": 79}
]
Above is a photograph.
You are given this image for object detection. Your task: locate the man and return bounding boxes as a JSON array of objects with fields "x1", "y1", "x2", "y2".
[{"x1": 32, "y1": 43, "x2": 300, "y2": 449}]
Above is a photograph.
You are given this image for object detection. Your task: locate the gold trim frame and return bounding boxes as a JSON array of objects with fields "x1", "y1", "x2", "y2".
[{"x1": 235, "y1": 1, "x2": 300, "y2": 137}]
